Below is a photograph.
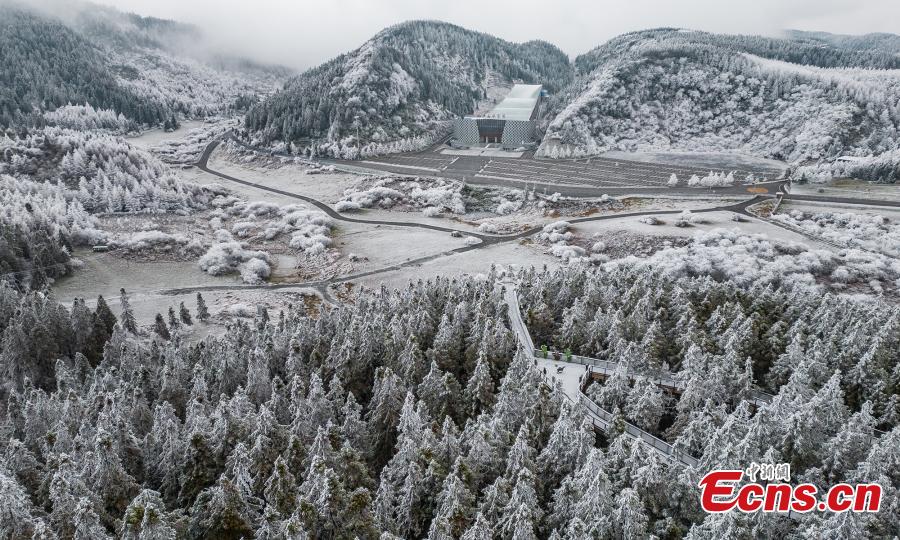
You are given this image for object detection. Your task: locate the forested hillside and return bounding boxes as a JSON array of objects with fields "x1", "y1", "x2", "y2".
[
  {"x1": 540, "y1": 28, "x2": 900, "y2": 168},
  {"x1": 0, "y1": 2, "x2": 284, "y2": 130},
  {"x1": 244, "y1": 20, "x2": 572, "y2": 157},
  {"x1": 786, "y1": 30, "x2": 900, "y2": 56},
  {"x1": 0, "y1": 4, "x2": 164, "y2": 128},
  {"x1": 0, "y1": 266, "x2": 897, "y2": 538}
]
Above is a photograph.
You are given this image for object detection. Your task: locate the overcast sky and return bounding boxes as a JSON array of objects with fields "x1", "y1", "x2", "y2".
[{"x1": 90, "y1": 0, "x2": 900, "y2": 70}]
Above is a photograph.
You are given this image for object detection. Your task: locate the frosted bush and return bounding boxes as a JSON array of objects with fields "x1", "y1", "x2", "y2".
[
  {"x1": 542, "y1": 221, "x2": 571, "y2": 234},
  {"x1": 678, "y1": 210, "x2": 697, "y2": 223},
  {"x1": 226, "y1": 303, "x2": 254, "y2": 318},
  {"x1": 773, "y1": 210, "x2": 900, "y2": 257},
  {"x1": 231, "y1": 221, "x2": 256, "y2": 238},
  {"x1": 238, "y1": 258, "x2": 271, "y2": 284},
  {"x1": 198, "y1": 241, "x2": 271, "y2": 283},
  {"x1": 607, "y1": 228, "x2": 900, "y2": 295},
  {"x1": 230, "y1": 201, "x2": 281, "y2": 219},
  {"x1": 214, "y1": 202, "x2": 333, "y2": 254},
  {"x1": 337, "y1": 177, "x2": 466, "y2": 215},
  {"x1": 335, "y1": 200, "x2": 363, "y2": 212},
  {"x1": 495, "y1": 198, "x2": 523, "y2": 215},
  {"x1": 213, "y1": 229, "x2": 234, "y2": 242},
  {"x1": 551, "y1": 244, "x2": 587, "y2": 260},
  {"x1": 290, "y1": 233, "x2": 331, "y2": 254},
  {"x1": 540, "y1": 221, "x2": 574, "y2": 245},
  {"x1": 410, "y1": 184, "x2": 465, "y2": 214},
  {"x1": 120, "y1": 230, "x2": 188, "y2": 251},
  {"x1": 687, "y1": 172, "x2": 735, "y2": 187},
  {"x1": 477, "y1": 222, "x2": 499, "y2": 233}
]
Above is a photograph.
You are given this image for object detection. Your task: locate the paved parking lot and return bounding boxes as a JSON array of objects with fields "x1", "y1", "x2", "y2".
[{"x1": 354, "y1": 149, "x2": 784, "y2": 191}]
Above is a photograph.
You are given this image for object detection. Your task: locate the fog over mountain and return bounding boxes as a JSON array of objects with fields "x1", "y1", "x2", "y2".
[{"x1": 83, "y1": 0, "x2": 900, "y2": 70}]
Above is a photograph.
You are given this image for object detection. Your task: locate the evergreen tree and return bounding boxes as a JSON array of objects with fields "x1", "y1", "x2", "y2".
[
  {"x1": 153, "y1": 314, "x2": 170, "y2": 340},
  {"x1": 121, "y1": 490, "x2": 177, "y2": 540},
  {"x1": 120, "y1": 288, "x2": 137, "y2": 333},
  {"x1": 168, "y1": 307, "x2": 179, "y2": 330},
  {"x1": 188, "y1": 478, "x2": 256, "y2": 540},
  {"x1": 179, "y1": 302, "x2": 193, "y2": 325},
  {"x1": 196, "y1": 293, "x2": 210, "y2": 322}
]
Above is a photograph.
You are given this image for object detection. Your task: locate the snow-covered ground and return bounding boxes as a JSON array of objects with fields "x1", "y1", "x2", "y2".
[
  {"x1": 127, "y1": 120, "x2": 208, "y2": 149},
  {"x1": 46, "y1": 132, "x2": 900, "y2": 335},
  {"x1": 206, "y1": 147, "x2": 358, "y2": 203},
  {"x1": 348, "y1": 240, "x2": 561, "y2": 293},
  {"x1": 334, "y1": 221, "x2": 471, "y2": 272},
  {"x1": 575, "y1": 210, "x2": 811, "y2": 243},
  {"x1": 789, "y1": 179, "x2": 900, "y2": 203},
  {"x1": 526, "y1": 209, "x2": 820, "y2": 264},
  {"x1": 602, "y1": 149, "x2": 786, "y2": 175},
  {"x1": 772, "y1": 206, "x2": 900, "y2": 256},
  {"x1": 52, "y1": 252, "x2": 323, "y2": 339}
]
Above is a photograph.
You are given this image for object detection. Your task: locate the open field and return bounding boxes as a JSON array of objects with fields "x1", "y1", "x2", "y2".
[
  {"x1": 50, "y1": 135, "x2": 900, "y2": 336},
  {"x1": 789, "y1": 178, "x2": 900, "y2": 204},
  {"x1": 127, "y1": 119, "x2": 208, "y2": 149}
]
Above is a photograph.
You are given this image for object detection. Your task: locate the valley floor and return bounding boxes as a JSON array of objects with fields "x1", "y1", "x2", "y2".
[{"x1": 51, "y1": 130, "x2": 900, "y2": 335}]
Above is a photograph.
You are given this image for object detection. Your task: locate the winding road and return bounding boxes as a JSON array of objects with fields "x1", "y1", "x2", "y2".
[
  {"x1": 179, "y1": 138, "x2": 773, "y2": 301},
  {"x1": 184, "y1": 136, "x2": 895, "y2": 303}
]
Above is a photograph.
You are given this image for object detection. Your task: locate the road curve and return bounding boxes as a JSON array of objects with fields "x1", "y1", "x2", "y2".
[
  {"x1": 197, "y1": 139, "x2": 509, "y2": 242},
  {"x1": 172, "y1": 136, "x2": 771, "y2": 297}
]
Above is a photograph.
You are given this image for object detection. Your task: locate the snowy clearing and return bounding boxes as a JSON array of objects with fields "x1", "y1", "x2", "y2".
[{"x1": 772, "y1": 208, "x2": 900, "y2": 257}]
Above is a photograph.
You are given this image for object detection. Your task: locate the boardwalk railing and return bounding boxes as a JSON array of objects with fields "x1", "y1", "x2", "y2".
[
  {"x1": 504, "y1": 280, "x2": 774, "y2": 406},
  {"x1": 503, "y1": 279, "x2": 812, "y2": 520},
  {"x1": 577, "y1": 393, "x2": 699, "y2": 467},
  {"x1": 502, "y1": 279, "x2": 700, "y2": 466},
  {"x1": 544, "y1": 350, "x2": 774, "y2": 407}
]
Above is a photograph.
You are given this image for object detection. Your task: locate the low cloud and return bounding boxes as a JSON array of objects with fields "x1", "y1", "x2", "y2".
[{"x1": 45, "y1": 0, "x2": 900, "y2": 70}]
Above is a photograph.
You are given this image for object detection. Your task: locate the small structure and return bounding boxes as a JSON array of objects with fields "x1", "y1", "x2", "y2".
[
  {"x1": 453, "y1": 84, "x2": 543, "y2": 149},
  {"x1": 834, "y1": 156, "x2": 864, "y2": 164}
]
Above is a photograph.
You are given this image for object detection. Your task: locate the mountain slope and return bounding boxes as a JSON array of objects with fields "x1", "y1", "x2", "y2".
[
  {"x1": 786, "y1": 29, "x2": 900, "y2": 56},
  {"x1": 0, "y1": 4, "x2": 165, "y2": 127},
  {"x1": 0, "y1": 2, "x2": 286, "y2": 130},
  {"x1": 540, "y1": 28, "x2": 900, "y2": 163},
  {"x1": 244, "y1": 20, "x2": 573, "y2": 153}
]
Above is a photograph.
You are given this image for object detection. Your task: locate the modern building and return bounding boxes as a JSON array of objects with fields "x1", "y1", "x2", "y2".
[{"x1": 453, "y1": 84, "x2": 543, "y2": 149}]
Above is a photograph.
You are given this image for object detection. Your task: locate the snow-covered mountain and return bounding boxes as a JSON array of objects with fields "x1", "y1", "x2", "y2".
[
  {"x1": 786, "y1": 29, "x2": 900, "y2": 56},
  {"x1": 539, "y1": 28, "x2": 900, "y2": 165},
  {"x1": 0, "y1": 2, "x2": 287, "y2": 129},
  {"x1": 244, "y1": 20, "x2": 573, "y2": 155}
]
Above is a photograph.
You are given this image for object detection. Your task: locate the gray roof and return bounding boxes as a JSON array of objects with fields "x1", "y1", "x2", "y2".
[{"x1": 471, "y1": 84, "x2": 542, "y2": 121}]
